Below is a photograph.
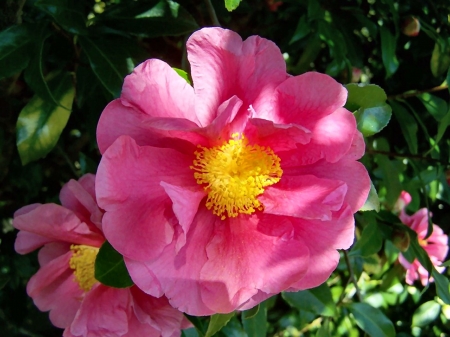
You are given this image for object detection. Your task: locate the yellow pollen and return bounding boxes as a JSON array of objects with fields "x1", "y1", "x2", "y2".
[
  {"x1": 191, "y1": 133, "x2": 282, "y2": 220},
  {"x1": 69, "y1": 244, "x2": 99, "y2": 292}
]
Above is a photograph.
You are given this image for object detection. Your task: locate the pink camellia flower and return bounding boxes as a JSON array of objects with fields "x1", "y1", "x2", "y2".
[
  {"x1": 396, "y1": 191, "x2": 448, "y2": 286},
  {"x1": 13, "y1": 174, "x2": 186, "y2": 337},
  {"x1": 96, "y1": 27, "x2": 371, "y2": 315}
]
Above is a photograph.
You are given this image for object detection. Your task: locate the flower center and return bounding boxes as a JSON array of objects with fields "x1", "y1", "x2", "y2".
[
  {"x1": 191, "y1": 133, "x2": 282, "y2": 220},
  {"x1": 69, "y1": 244, "x2": 99, "y2": 292}
]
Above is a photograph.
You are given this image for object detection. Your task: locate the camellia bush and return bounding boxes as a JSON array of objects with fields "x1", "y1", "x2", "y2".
[{"x1": 1, "y1": 0, "x2": 450, "y2": 336}]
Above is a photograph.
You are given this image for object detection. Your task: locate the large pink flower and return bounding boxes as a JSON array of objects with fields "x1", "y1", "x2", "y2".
[
  {"x1": 96, "y1": 27, "x2": 371, "y2": 315},
  {"x1": 13, "y1": 174, "x2": 185, "y2": 337},
  {"x1": 396, "y1": 191, "x2": 448, "y2": 286}
]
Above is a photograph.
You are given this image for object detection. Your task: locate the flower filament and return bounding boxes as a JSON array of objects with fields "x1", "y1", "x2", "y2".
[
  {"x1": 69, "y1": 244, "x2": 99, "y2": 292},
  {"x1": 191, "y1": 133, "x2": 282, "y2": 220}
]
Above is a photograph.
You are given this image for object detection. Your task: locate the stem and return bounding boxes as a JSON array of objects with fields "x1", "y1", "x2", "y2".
[
  {"x1": 343, "y1": 250, "x2": 362, "y2": 302},
  {"x1": 387, "y1": 84, "x2": 448, "y2": 101},
  {"x1": 204, "y1": 0, "x2": 221, "y2": 27}
]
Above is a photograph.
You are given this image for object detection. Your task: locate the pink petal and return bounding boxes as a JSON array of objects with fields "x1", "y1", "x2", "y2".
[
  {"x1": 123, "y1": 314, "x2": 160, "y2": 337},
  {"x1": 394, "y1": 191, "x2": 412, "y2": 212},
  {"x1": 288, "y1": 205, "x2": 355, "y2": 290},
  {"x1": 260, "y1": 175, "x2": 347, "y2": 220},
  {"x1": 13, "y1": 204, "x2": 104, "y2": 252},
  {"x1": 96, "y1": 136, "x2": 198, "y2": 261},
  {"x1": 187, "y1": 27, "x2": 287, "y2": 126},
  {"x1": 27, "y1": 251, "x2": 83, "y2": 328},
  {"x1": 125, "y1": 207, "x2": 215, "y2": 316},
  {"x1": 69, "y1": 285, "x2": 130, "y2": 337},
  {"x1": 200, "y1": 214, "x2": 309, "y2": 313},
  {"x1": 38, "y1": 241, "x2": 72, "y2": 266},
  {"x1": 130, "y1": 287, "x2": 184, "y2": 337},
  {"x1": 282, "y1": 159, "x2": 370, "y2": 213},
  {"x1": 15, "y1": 231, "x2": 53, "y2": 254},
  {"x1": 97, "y1": 100, "x2": 204, "y2": 155},
  {"x1": 121, "y1": 59, "x2": 196, "y2": 123}
]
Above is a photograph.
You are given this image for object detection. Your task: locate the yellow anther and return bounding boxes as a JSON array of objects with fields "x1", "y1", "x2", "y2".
[
  {"x1": 69, "y1": 244, "x2": 99, "y2": 292},
  {"x1": 191, "y1": 133, "x2": 282, "y2": 220}
]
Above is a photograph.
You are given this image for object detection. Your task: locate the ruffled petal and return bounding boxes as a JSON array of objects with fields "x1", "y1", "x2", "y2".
[
  {"x1": 187, "y1": 27, "x2": 287, "y2": 126},
  {"x1": 125, "y1": 207, "x2": 215, "y2": 316},
  {"x1": 288, "y1": 205, "x2": 355, "y2": 290},
  {"x1": 27, "y1": 251, "x2": 83, "y2": 329},
  {"x1": 200, "y1": 214, "x2": 309, "y2": 313},
  {"x1": 282, "y1": 159, "x2": 370, "y2": 213},
  {"x1": 260, "y1": 175, "x2": 347, "y2": 220},
  {"x1": 69, "y1": 285, "x2": 130, "y2": 337},
  {"x1": 13, "y1": 204, "x2": 104, "y2": 253},
  {"x1": 96, "y1": 135, "x2": 199, "y2": 261}
]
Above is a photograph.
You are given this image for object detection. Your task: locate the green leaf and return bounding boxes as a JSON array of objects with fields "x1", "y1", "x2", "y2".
[
  {"x1": 35, "y1": 0, "x2": 87, "y2": 35},
  {"x1": 349, "y1": 222, "x2": 383, "y2": 257},
  {"x1": 390, "y1": 101, "x2": 418, "y2": 154},
  {"x1": 379, "y1": 26, "x2": 399, "y2": 78},
  {"x1": 289, "y1": 16, "x2": 309, "y2": 45},
  {"x1": 418, "y1": 93, "x2": 448, "y2": 121},
  {"x1": 403, "y1": 227, "x2": 433, "y2": 273},
  {"x1": 412, "y1": 300, "x2": 441, "y2": 327},
  {"x1": 348, "y1": 303, "x2": 395, "y2": 337},
  {"x1": 184, "y1": 315, "x2": 206, "y2": 336},
  {"x1": 431, "y1": 39, "x2": 450, "y2": 77},
  {"x1": 0, "y1": 24, "x2": 34, "y2": 79},
  {"x1": 345, "y1": 83, "x2": 392, "y2": 137},
  {"x1": 173, "y1": 68, "x2": 191, "y2": 85},
  {"x1": 435, "y1": 107, "x2": 450, "y2": 145},
  {"x1": 98, "y1": 0, "x2": 198, "y2": 38},
  {"x1": 376, "y1": 155, "x2": 402, "y2": 207},
  {"x1": 24, "y1": 26, "x2": 64, "y2": 108},
  {"x1": 432, "y1": 268, "x2": 450, "y2": 304},
  {"x1": 225, "y1": 0, "x2": 241, "y2": 11},
  {"x1": 282, "y1": 283, "x2": 336, "y2": 317},
  {"x1": 0, "y1": 275, "x2": 9, "y2": 290},
  {"x1": 205, "y1": 313, "x2": 235, "y2": 337},
  {"x1": 242, "y1": 304, "x2": 259, "y2": 319},
  {"x1": 16, "y1": 72, "x2": 75, "y2": 165},
  {"x1": 242, "y1": 301, "x2": 267, "y2": 337},
  {"x1": 94, "y1": 241, "x2": 134, "y2": 288},
  {"x1": 79, "y1": 36, "x2": 130, "y2": 98},
  {"x1": 360, "y1": 181, "x2": 380, "y2": 212}
]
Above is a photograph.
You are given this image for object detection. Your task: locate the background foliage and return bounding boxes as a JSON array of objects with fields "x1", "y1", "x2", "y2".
[{"x1": 1, "y1": 0, "x2": 450, "y2": 336}]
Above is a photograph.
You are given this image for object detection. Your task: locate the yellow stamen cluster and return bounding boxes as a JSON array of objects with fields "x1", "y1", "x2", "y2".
[
  {"x1": 191, "y1": 133, "x2": 282, "y2": 220},
  {"x1": 69, "y1": 244, "x2": 99, "y2": 292}
]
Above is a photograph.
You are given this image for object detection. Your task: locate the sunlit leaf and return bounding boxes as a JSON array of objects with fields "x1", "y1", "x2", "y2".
[
  {"x1": 16, "y1": 72, "x2": 74, "y2": 165},
  {"x1": 418, "y1": 93, "x2": 448, "y2": 121},
  {"x1": 431, "y1": 39, "x2": 450, "y2": 77},
  {"x1": 359, "y1": 181, "x2": 380, "y2": 212},
  {"x1": 348, "y1": 303, "x2": 395, "y2": 337},
  {"x1": 242, "y1": 301, "x2": 267, "y2": 337},
  {"x1": 0, "y1": 24, "x2": 34, "y2": 79},
  {"x1": 412, "y1": 300, "x2": 441, "y2": 327},
  {"x1": 94, "y1": 241, "x2": 134, "y2": 288},
  {"x1": 225, "y1": 0, "x2": 241, "y2": 11},
  {"x1": 282, "y1": 283, "x2": 336, "y2": 317},
  {"x1": 173, "y1": 67, "x2": 191, "y2": 85},
  {"x1": 205, "y1": 313, "x2": 235, "y2": 337},
  {"x1": 345, "y1": 83, "x2": 391, "y2": 137}
]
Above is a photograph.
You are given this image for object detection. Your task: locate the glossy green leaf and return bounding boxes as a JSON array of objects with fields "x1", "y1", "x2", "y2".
[
  {"x1": 435, "y1": 107, "x2": 450, "y2": 145},
  {"x1": 16, "y1": 72, "x2": 74, "y2": 165},
  {"x1": 380, "y1": 26, "x2": 399, "y2": 78},
  {"x1": 35, "y1": 0, "x2": 87, "y2": 35},
  {"x1": 432, "y1": 268, "x2": 450, "y2": 304},
  {"x1": 348, "y1": 303, "x2": 395, "y2": 337},
  {"x1": 289, "y1": 16, "x2": 309, "y2": 45},
  {"x1": 24, "y1": 27, "x2": 63, "y2": 108},
  {"x1": 0, "y1": 24, "x2": 34, "y2": 79},
  {"x1": 350, "y1": 222, "x2": 383, "y2": 257},
  {"x1": 390, "y1": 101, "x2": 418, "y2": 154},
  {"x1": 98, "y1": 0, "x2": 198, "y2": 38},
  {"x1": 345, "y1": 83, "x2": 391, "y2": 137},
  {"x1": 431, "y1": 39, "x2": 450, "y2": 77},
  {"x1": 418, "y1": 93, "x2": 448, "y2": 121},
  {"x1": 315, "y1": 320, "x2": 331, "y2": 337},
  {"x1": 225, "y1": 0, "x2": 241, "y2": 11},
  {"x1": 403, "y1": 227, "x2": 433, "y2": 273},
  {"x1": 205, "y1": 313, "x2": 235, "y2": 337},
  {"x1": 173, "y1": 68, "x2": 191, "y2": 85},
  {"x1": 360, "y1": 181, "x2": 380, "y2": 212},
  {"x1": 412, "y1": 300, "x2": 441, "y2": 327},
  {"x1": 242, "y1": 304, "x2": 259, "y2": 319},
  {"x1": 242, "y1": 301, "x2": 267, "y2": 337},
  {"x1": 282, "y1": 283, "x2": 336, "y2": 317},
  {"x1": 94, "y1": 241, "x2": 134, "y2": 288},
  {"x1": 79, "y1": 36, "x2": 130, "y2": 98},
  {"x1": 184, "y1": 315, "x2": 206, "y2": 336}
]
